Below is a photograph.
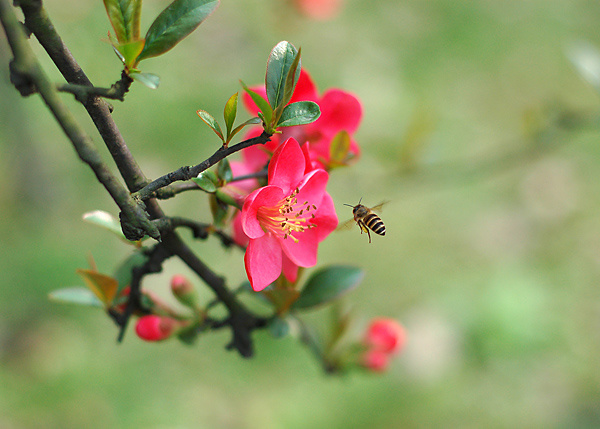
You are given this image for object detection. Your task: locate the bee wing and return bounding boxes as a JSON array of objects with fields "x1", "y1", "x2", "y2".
[
  {"x1": 337, "y1": 218, "x2": 357, "y2": 231},
  {"x1": 371, "y1": 200, "x2": 390, "y2": 213}
]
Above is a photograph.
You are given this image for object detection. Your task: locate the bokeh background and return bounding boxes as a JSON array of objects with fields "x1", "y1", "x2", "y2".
[{"x1": 2, "y1": 0, "x2": 600, "y2": 427}]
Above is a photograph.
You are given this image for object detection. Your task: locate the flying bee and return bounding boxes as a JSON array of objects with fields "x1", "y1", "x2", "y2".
[{"x1": 342, "y1": 199, "x2": 387, "y2": 243}]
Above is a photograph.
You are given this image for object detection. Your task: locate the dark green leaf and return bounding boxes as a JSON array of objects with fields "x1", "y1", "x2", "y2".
[
  {"x1": 137, "y1": 0, "x2": 220, "y2": 61},
  {"x1": 265, "y1": 41, "x2": 300, "y2": 110},
  {"x1": 273, "y1": 47, "x2": 301, "y2": 122},
  {"x1": 276, "y1": 101, "x2": 320, "y2": 128},
  {"x1": 113, "y1": 251, "x2": 150, "y2": 297},
  {"x1": 217, "y1": 158, "x2": 232, "y2": 182},
  {"x1": 103, "y1": 0, "x2": 142, "y2": 43},
  {"x1": 223, "y1": 93, "x2": 238, "y2": 138},
  {"x1": 241, "y1": 81, "x2": 273, "y2": 127},
  {"x1": 130, "y1": 72, "x2": 160, "y2": 89},
  {"x1": 48, "y1": 287, "x2": 104, "y2": 308},
  {"x1": 192, "y1": 170, "x2": 218, "y2": 192},
  {"x1": 292, "y1": 265, "x2": 364, "y2": 310},
  {"x1": 197, "y1": 110, "x2": 224, "y2": 142}
]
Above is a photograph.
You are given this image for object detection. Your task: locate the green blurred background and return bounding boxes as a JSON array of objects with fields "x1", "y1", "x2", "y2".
[{"x1": 2, "y1": 0, "x2": 600, "y2": 427}]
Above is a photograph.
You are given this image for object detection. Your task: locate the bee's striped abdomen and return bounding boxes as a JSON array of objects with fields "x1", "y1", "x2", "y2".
[{"x1": 364, "y1": 213, "x2": 386, "y2": 236}]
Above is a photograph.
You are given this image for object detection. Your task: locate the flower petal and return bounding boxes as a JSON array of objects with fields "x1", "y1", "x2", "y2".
[
  {"x1": 311, "y1": 192, "x2": 338, "y2": 241},
  {"x1": 241, "y1": 186, "x2": 284, "y2": 239},
  {"x1": 280, "y1": 227, "x2": 319, "y2": 267},
  {"x1": 245, "y1": 234, "x2": 283, "y2": 291},
  {"x1": 316, "y1": 89, "x2": 362, "y2": 136},
  {"x1": 290, "y1": 70, "x2": 319, "y2": 104},
  {"x1": 295, "y1": 168, "x2": 329, "y2": 208},
  {"x1": 268, "y1": 138, "x2": 306, "y2": 193},
  {"x1": 282, "y1": 252, "x2": 300, "y2": 283}
]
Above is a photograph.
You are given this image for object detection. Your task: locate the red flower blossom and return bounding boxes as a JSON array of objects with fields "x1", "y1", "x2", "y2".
[
  {"x1": 361, "y1": 348, "x2": 391, "y2": 372},
  {"x1": 292, "y1": 0, "x2": 344, "y2": 20},
  {"x1": 242, "y1": 69, "x2": 362, "y2": 169},
  {"x1": 364, "y1": 318, "x2": 407, "y2": 355},
  {"x1": 240, "y1": 138, "x2": 338, "y2": 291}
]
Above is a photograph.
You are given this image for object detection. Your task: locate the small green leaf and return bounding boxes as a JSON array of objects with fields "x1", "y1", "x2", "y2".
[
  {"x1": 217, "y1": 158, "x2": 232, "y2": 182},
  {"x1": 115, "y1": 39, "x2": 145, "y2": 69},
  {"x1": 227, "y1": 117, "x2": 262, "y2": 145},
  {"x1": 265, "y1": 41, "x2": 300, "y2": 110},
  {"x1": 192, "y1": 170, "x2": 218, "y2": 192},
  {"x1": 103, "y1": 0, "x2": 142, "y2": 44},
  {"x1": 223, "y1": 93, "x2": 238, "y2": 138},
  {"x1": 83, "y1": 210, "x2": 126, "y2": 240},
  {"x1": 241, "y1": 81, "x2": 273, "y2": 128},
  {"x1": 130, "y1": 71, "x2": 160, "y2": 89},
  {"x1": 276, "y1": 101, "x2": 320, "y2": 128},
  {"x1": 292, "y1": 265, "x2": 364, "y2": 310},
  {"x1": 137, "y1": 0, "x2": 220, "y2": 62},
  {"x1": 49, "y1": 287, "x2": 104, "y2": 308},
  {"x1": 329, "y1": 130, "x2": 351, "y2": 163},
  {"x1": 113, "y1": 251, "x2": 149, "y2": 296},
  {"x1": 209, "y1": 194, "x2": 229, "y2": 227},
  {"x1": 197, "y1": 110, "x2": 224, "y2": 142}
]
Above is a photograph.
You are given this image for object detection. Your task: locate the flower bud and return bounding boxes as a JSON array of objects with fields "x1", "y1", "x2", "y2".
[
  {"x1": 170, "y1": 275, "x2": 199, "y2": 309},
  {"x1": 364, "y1": 318, "x2": 407, "y2": 355},
  {"x1": 135, "y1": 315, "x2": 179, "y2": 342},
  {"x1": 361, "y1": 348, "x2": 390, "y2": 372}
]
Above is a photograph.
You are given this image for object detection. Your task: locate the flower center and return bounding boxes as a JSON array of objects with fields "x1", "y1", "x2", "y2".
[{"x1": 257, "y1": 188, "x2": 317, "y2": 243}]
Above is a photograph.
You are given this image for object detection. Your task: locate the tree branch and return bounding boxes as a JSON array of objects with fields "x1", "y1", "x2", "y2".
[
  {"x1": 0, "y1": 0, "x2": 160, "y2": 240},
  {"x1": 133, "y1": 132, "x2": 272, "y2": 201}
]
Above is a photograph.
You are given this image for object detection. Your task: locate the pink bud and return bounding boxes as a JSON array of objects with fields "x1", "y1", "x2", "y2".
[
  {"x1": 170, "y1": 275, "x2": 193, "y2": 295},
  {"x1": 364, "y1": 318, "x2": 407, "y2": 355},
  {"x1": 361, "y1": 348, "x2": 390, "y2": 372},
  {"x1": 135, "y1": 315, "x2": 178, "y2": 342}
]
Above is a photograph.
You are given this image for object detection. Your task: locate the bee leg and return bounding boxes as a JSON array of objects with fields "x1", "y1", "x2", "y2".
[{"x1": 367, "y1": 229, "x2": 372, "y2": 243}]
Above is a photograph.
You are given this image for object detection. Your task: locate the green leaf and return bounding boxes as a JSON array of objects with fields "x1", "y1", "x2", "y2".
[
  {"x1": 49, "y1": 287, "x2": 104, "y2": 308},
  {"x1": 241, "y1": 81, "x2": 273, "y2": 127},
  {"x1": 265, "y1": 41, "x2": 300, "y2": 111},
  {"x1": 223, "y1": 93, "x2": 238, "y2": 138},
  {"x1": 115, "y1": 39, "x2": 145, "y2": 69},
  {"x1": 217, "y1": 158, "x2": 233, "y2": 182},
  {"x1": 292, "y1": 265, "x2": 364, "y2": 310},
  {"x1": 192, "y1": 170, "x2": 218, "y2": 192},
  {"x1": 227, "y1": 117, "x2": 262, "y2": 145},
  {"x1": 329, "y1": 130, "x2": 351, "y2": 163},
  {"x1": 130, "y1": 71, "x2": 160, "y2": 89},
  {"x1": 137, "y1": 0, "x2": 220, "y2": 62},
  {"x1": 113, "y1": 251, "x2": 149, "y2": 297},
  {"x1": 197, "y1": 110, "x2": 224, "y2": 142},
  {"x1": 276, "y1": 101, "x2": 320, "y2": 128},
  {"x1": 103, "y1": 0, "x2": 142, "y2": 44},
  {"x1": 83, "y1": 210, "x2": 126, "y2": 240}
]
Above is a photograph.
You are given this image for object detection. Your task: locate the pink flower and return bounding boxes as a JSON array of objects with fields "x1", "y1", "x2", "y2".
[
  {"x1": 240, "y1": 138, "x2": 338, "y2": 291},
  {"x1": 292, "y1": 0, "x2": 344, "y2": 20},
  {"x1": 242, "y1": 69, "x2": 362, "y2": 169},
  {"x1": 364, "y1": 318, "x2": 407, "y2": 355},
  {"x1": 135, "y1": 315, "x2": 180, "y2": 342}
]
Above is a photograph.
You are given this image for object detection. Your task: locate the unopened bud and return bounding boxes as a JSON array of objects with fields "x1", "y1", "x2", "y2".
[
  {"x1": 170, "y1": 275, "x2": 199, "y2": 308},
  {"x1": 135, "y1": 315, "x2": 179, "y2": 342},
  {"x1": 364, "y1": 318, "x2": 407, "y2": 355}
]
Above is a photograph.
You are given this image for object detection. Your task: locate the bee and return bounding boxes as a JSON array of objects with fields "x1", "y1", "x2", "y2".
[{"x1": 342, "y1": 199, "x2": 387, "y2": 243}]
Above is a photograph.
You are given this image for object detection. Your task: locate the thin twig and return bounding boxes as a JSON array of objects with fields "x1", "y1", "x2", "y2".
[{"x1": 133, "y1": 132, "x2": 272, "y2": 201}]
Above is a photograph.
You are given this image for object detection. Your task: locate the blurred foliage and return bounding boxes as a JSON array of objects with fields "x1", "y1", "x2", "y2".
[{"x1": 2, "y1": 0, "x2": 600, "y2": 427}]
